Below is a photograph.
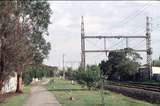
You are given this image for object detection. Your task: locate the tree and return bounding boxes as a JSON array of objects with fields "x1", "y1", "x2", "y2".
[
  {"x1": 153, "y1": 56, "x2": 160, "y2": 67},
  {"x1": 23, "y1": 65, "x2": 57, "y2": 85},
  {"x1": 0, "y1": 1, "x2": 18, "y2": 93},
  {"x1": 99, "y1": 48, "x2": 142, "y2": 81},
  {"x1": 0, "y1": 0, "x2": 52, "y2": 93},
  {"x1": 15, "y1": 0, "x2": 51, "y2": 92},
  {"x1": 75, "y1": 65, "x2": 100, "y2": 90},
  {"x1": 65, "y1": 67, "x2": 74, "y2": 80}
]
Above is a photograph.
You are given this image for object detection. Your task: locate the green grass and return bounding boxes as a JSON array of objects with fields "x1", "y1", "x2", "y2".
[
  {"x1": 140, "y1": 80, "x2": 160, "y2": 85},
  {"x1": 0, "y1": 86, "x2": 30, "y2": 106},
  {"x1": 48, "y1": 78, "x2": 159, "y2": 106}
]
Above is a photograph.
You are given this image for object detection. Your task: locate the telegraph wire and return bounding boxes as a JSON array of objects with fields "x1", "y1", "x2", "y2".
[{"x1": 108, "y1": 2, "x2": 152, "y2": 34}]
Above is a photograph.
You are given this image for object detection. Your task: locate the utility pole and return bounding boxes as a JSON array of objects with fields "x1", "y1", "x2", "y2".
[
  {"x1": 146, "y1": 16, "x2": 152, "y2": 79},
  {"x1": 126, "y1": 38, "x2": 128, "y2": 48},
  {"x1": 62, "y1": 54, "x2": 65, "y2": 79},
  {"x1": 100, "y1": 72, "x2": 105, "y2": 106},
  {"x1": 81, "y1": 16, "x2": 85, "y2": 70},
  {"x1": 104, "y1": 38, "x2": 108, "y2": 58}
]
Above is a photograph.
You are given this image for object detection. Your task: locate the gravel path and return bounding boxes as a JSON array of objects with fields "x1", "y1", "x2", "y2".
[{"x1": 23, "y1": 85, "x2": 61, "y2": 106}]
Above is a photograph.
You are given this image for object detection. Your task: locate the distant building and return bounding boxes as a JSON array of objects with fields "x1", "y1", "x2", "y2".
[
  {"x1": 152, "y1": 67, "x2": 160, "y2": 81},
  {"x1": 138, "y1": 66, "x2": 160, "y2": 81}
]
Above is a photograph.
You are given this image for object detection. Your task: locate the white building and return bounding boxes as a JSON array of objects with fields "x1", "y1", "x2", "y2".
[
  {"x1": 152, "y1": 67, "x2": 160, "y2": 74},
  {"x1": 152, "y1": 67, "x2": 160, "y2": 81}
]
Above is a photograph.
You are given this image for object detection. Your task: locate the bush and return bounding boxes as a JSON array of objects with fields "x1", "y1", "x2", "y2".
[
  {"x1": 64, "y1": 67, "x2": 75, "y2": 80},
  {"x1": 75, "y1": 65, "x2": 100, "y2": 90}
]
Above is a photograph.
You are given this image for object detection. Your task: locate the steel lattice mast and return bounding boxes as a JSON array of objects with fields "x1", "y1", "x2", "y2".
[
  {"x1": 81, "y1": 16, "x2": 85, "y2": 70},
  {"x1": 80, "y1": 16, "x2": 153, "y2": 79},
  {"x1": 146, "y1": 16, "x2": 152, "y2": 79}
]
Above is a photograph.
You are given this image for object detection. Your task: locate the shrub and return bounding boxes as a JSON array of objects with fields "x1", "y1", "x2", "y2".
[{"x1": 75, "y1": 65, "x2": 100, "y2": 90}]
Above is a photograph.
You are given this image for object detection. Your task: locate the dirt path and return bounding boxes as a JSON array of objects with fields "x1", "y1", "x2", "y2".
[{"x1": 23, "y1": 85, "x2": 61, "y2": 106}]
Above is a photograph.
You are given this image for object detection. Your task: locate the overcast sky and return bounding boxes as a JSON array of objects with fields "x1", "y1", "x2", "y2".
[{"x1": 44, "y1": 1, "x2": 160, "y2": 69}]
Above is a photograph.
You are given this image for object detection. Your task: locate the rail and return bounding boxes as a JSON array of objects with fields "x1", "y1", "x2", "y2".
[{"x1": 106, "y1": 81, "x2": 160, "y2": 92}]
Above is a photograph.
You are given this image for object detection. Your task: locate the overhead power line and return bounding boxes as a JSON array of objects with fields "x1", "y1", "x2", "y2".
[
  {"x1": 108, "y1": 2, "x2": 152, "y2": 34},
  {"x1": 81, "y1": 16, "x2": 152, "y2": 80},
  {"x1": 120, "y1": 3, "x2": 152, "y2": 27}
]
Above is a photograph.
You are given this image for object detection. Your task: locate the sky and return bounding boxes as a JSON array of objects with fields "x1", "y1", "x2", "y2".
[{"x1": 44, "y1": 1, "x2": 160, "y2": 69}]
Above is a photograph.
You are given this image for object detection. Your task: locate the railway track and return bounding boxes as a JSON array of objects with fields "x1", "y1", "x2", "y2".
[{"x1": 106, "y1": 81, "x2": 160, "y2": 92}]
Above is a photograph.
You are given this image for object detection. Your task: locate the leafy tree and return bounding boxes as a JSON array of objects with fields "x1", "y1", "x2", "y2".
[
  {"x1": 0, "y1": 0, "x2": 52, "y2": 93},
  {"x1": 75, "y1": 65, "x2": 100, "y2": 90},
  {"x1": 23, "y1": 65, "x2": 57, "y2": 85},
  {"x1": 99, "y1": 48, "x2": 142, "y2": 81},
  {"x1": 153, "y1": 56, "x2": 160, "y2": 67},
  {"x1": 65, "y1": 67, "x2": 75, "y2": 80}
]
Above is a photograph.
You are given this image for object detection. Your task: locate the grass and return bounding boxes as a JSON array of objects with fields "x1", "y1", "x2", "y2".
[
  {"x1": 140, "y1": 80, "x2": 160, "y2": 85},
  {"x1": 0, "y1": 86, "x2": 30, "y2": 106},
  {"x1": 48, "y1": 78, "x2": 160, "y2": 106}
]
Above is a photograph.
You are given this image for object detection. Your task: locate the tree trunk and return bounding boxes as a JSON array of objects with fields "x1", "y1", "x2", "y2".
[
  {"x1": 0, "y1": 39, "x2": 4, "y2": 95},
  {"x1": 0, "y1": 57, "x2": 4, "y2": 94},
  {"x1": 16, "y1": 72, "x2": 23, "y2": 93},
  {"x1": 0, "y1": 80, "x2": 3, "y2": 95}
]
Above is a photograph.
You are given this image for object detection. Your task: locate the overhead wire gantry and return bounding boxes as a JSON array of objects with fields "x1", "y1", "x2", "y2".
[{"x1": 80, "y1": 16, "x2": 152, "y2": 79}]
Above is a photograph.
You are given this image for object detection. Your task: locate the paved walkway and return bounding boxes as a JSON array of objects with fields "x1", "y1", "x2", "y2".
[{"x1": 23, "y1": 85, "x2": 61, "y2": 106}]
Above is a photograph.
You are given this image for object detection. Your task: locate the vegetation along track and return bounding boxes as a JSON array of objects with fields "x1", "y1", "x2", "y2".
[{"x1": 106, "y1": 81, "x2": 160, "y2": 92}]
